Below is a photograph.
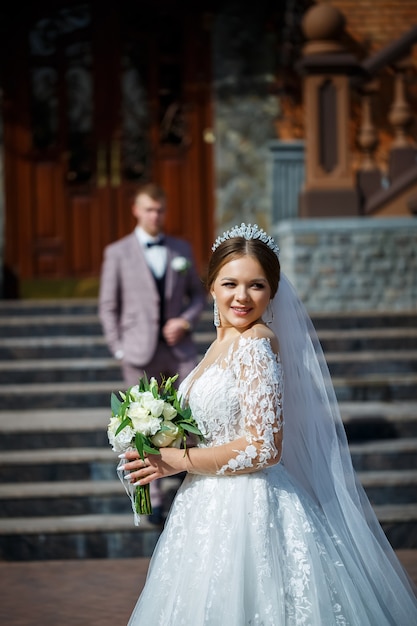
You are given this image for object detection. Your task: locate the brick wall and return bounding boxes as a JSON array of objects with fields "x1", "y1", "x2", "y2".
[{"x1": 330, "y1": 0, "x2": 417, "y2": 51}]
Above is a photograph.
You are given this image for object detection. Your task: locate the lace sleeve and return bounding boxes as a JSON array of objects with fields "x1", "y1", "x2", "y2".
[
  {"x1": 185, "y1": 336, "x2": 284, "y2": 477},
  {"x1": 216, "y1": 336, "x2": 283, "y2": 475}
]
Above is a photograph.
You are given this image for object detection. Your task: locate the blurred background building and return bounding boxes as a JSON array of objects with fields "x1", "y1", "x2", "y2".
[{"x1": 0, "y1": 0, "x2": 416, "y2": 306}]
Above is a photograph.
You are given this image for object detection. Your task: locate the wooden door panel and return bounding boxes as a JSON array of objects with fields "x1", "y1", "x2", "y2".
[
  {"x1": 69, "y1": 196, "x2": 94, "y2": 273},
  {"x1": 114, "y1": 186, "x2": 136, "y2": 242},
  {"x1": 16, "y1": 162, "x2": 35, "y2": 278},
  {"x1": 33, "y1": 161, "x2": 68, "y2": 276},
  {"x1": 3, "y1": 3, "x2": 214, "y2": 296}
]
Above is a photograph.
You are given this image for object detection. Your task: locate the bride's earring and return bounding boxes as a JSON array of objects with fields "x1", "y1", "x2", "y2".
[
  {"x1": 264, "y1": 301, "x2": 274, "y2": 325},
  {"x1": 213, "y1": 296, "x2": 220, "y2": 327}
]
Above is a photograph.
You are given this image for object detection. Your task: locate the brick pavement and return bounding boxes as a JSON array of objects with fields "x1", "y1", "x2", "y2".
[
  {"x1": 0, "y1": 558, "x2": 149, "y2": 626},
  {"x1": 0, "y1": 552, "x2": 416, "y2": 626}
]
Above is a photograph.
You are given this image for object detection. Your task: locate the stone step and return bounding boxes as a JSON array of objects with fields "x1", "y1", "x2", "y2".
[
  {"x1": 0, "y1": 447, "x2": 116, "y2": 482},
  {"x1": 1, "y1": 403, "x2": 416, "y2": 451},
  {"x1": 0, "y1": 475, "x2": 182, "y2": 519},
  {"x1": 1, "y1": 328, "x2": 415, "y2": 363},
  {"x1": 349, "y1": 438, "x2": 417, "y2": 470},
  {"x1": 317, "y1": 328, "x2": 417, "y2": 352},
  {"x1": 1, "y1": 437, "x2": 416, "y2": 484},
  {"x1": 332, "y1": 372, "x2": 417, "y2": 401},
  {"x1": 0, "y1": 299, "x2": 99, "y2": 316},
  {"x1": 0, "y1": 380, "x2": 125, "y2": 409},
  {"x1": 0, "y1": 335, "x2": 112, "y2": 360},
  {"x1": 0, "y1": 480, "x2": 133, "y2": 517},
  {"x1": 0, "y1": 505, "x2": 415, "y2": 560},
  {"x1": 0, "y1": 358, "x2": 124, "y2": 384},
  {"x1": 373, "y1": 504, "x2": 417, "y2": 551},
  {"x1": 341, "y1": 401, "x2": 417, "y2": 439},
  {"x1": 0, "y1": 301, "x2": 415, "y2": 559},
  {"x1": 0, "y1": 315, "x2": 103, "y2": 338},
  {"x1": 307, "y1": 310, "x2": 417, "y2": 330},
  {"x1": 0, "y1": 408, "x2": 110, "y2": 450},
  {"x1": 2, "y1": 504, "x2": 413, "y2": 536},
  {"x1": 2, "y1": 350, "x2": 417, "y2": 385},
  {"x1": 1, "y1": 300, "x2": 415, "y2": 328},
  {"x1": 1, "y1": 371, "x2": 416, "y2": 410},
  {"x1": 0, "y1": 513, "x2": 162, "y2": 560},
  {"x1": 325, "y1": 350, "x2": 417, "y2": 376},
  {"x1": 357, "y1": 469, "x2": 417, "y2": 505},
  {"x1": 0, "y1": 311, "x2": 213, "y2": 338},
  {"x1": 0, "y1": 332, "x2": 215, "y2": 361},
  {"x1": 1, "y1": 468, "x2": 415, "y2": 518}
]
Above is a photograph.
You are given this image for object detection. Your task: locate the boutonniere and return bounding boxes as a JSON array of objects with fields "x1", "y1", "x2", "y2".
[{"x1": 171, "y1": 256, "x2": 191, "y2": 273}]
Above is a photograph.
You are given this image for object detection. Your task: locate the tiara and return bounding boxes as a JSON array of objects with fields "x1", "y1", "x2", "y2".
[{"x1": 212, "y1": 223, "x2": 280, "y2": 257}]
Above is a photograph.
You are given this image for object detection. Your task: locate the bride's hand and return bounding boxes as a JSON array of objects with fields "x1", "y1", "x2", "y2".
[{"x1": 120, "y1": 448, "x2": 187, "y2": 485}]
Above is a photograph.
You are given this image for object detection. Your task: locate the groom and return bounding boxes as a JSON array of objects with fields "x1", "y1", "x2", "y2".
[{"x1": 98, "y1": 182, "x2": 206, "y2": 522}]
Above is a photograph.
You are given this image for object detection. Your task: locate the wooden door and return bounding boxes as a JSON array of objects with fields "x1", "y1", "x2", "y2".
[{"x1": 2, "y1": 2, "x2": 214, "y2": 297}]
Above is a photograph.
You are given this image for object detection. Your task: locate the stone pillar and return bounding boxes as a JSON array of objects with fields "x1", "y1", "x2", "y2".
[
  {"x1": 269, "y1": 140, "x2": 305, "y2": 222},
  {"x1": 356, "y1": 80, "x2": 384, "y2": 209},
  {"x1": 388, "y1": 57, "x2": 417, "y2": 181},
  {"x1": 298, "y1": 4, "x2": 360, "y2": 217}
]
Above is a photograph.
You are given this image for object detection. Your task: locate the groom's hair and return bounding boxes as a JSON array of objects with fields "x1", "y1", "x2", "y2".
[{"x1": 135, "y1": 183, "x2": 166, "y2": 203}]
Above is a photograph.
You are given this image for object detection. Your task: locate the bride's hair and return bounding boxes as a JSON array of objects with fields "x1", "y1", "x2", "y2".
[{"x1": 206, "y1": 238, "x2": 281, "y2": 296}]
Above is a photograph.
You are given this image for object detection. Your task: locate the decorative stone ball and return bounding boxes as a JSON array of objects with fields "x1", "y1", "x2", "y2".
[{"x1": 302, "y1": 4, "x2": 346, "y2": 42}]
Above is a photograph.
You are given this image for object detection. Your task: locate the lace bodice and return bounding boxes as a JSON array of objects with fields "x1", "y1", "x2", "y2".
[{"x1": 180, "y1": 335, "x2": 284, "y2": 475}]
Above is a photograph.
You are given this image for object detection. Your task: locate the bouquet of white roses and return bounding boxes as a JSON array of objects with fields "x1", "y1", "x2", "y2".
[{"x1": 107, "y1": 373, "x2": 203, "y2": 525}]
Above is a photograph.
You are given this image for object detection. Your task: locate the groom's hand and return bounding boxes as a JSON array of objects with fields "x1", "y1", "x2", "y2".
[{"x1": 162, "y1": 317, "x2": 190, "y2": 346}]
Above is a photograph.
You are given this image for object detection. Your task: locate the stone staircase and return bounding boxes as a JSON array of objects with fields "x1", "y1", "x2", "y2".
[{"x1": 0, "y1": 300, "x2": 416, "y2": 560}]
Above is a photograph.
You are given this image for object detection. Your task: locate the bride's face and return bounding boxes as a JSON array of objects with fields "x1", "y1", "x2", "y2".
[{"x1": 211, "y1": 255, "x2": 271, "y2": 331}]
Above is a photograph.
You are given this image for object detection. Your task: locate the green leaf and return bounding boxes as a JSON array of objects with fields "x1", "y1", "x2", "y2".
[
  {"x1": 143, "y1": 442, "x2": 161, "y2": 455},
  {"x1": 134, "y1": 433, "x2": 160, "y2": 458},
  {"x1": 111, "y1": 392, "x2": 122, "y2": 416},
  {"x1": 177, "y1": 407, "x2": 192, "y2": 420},
  {"x1": 115, "y1": 416, "x2": 131, "y2": 435},
  {"x1": 139, "y1": 372, "x2": 149, "y2": 392},
  {"x1": 119, "y1": 395, "x2": 130, "y2": 419},
  {"x1": 135, "y1": 432, "x2": 145, "y2": 460},
  {"x1": 178, "y1": 421, "x2": 203, "y2": 436}
]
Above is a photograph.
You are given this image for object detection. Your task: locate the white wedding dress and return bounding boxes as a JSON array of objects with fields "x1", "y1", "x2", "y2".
[{"x1": 128, "y1": 335, "x2": 417, "y2": 625}]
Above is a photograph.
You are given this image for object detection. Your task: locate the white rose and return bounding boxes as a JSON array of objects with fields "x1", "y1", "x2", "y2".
[
  {"x1": 127, "y1": 402, "x2": 149, "y2": 420},
  {"x1": 162, "y1": 402, "x2": 177, "y2": 420},
  {"x1": 129, "y1": 385, "x2": 142, "y2": 401},
  {"x1": 108, "y1": 422, "x2": 135, "y2": 453},
  {"x1": 170, "y1": 434, "x2": 183, "y2": 448},
  {"x1": 140, "y1": 392, "x2": 165, "y2": 417},
  {"x1": 151, "y1": 421, "x2": 179, "y2": 447},
  {"x1": 107, "y1": 416, "x2": 120, "y2": 441},
  {"x1": 133, "y1": 415, "x2": 162, "y2": 436},
  {"x1": 171, "y1": 256, "x2": 191, "y2": 273},
  {"x1": 127, "y1": 402, "x2": 161, "y2": 435}
]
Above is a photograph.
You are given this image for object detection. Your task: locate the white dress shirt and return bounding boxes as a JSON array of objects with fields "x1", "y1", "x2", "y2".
[{"x1": 135, "y1": 226, "x2": 167, "y2": 279}]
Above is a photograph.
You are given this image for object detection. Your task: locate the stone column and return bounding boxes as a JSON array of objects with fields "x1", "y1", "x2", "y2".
[
  {"x1": 388, "y1": 57, "x2": 417, "y2": 181},
  {"x1": 298, "y1": 4, "x2": 360, "y2": 217}
]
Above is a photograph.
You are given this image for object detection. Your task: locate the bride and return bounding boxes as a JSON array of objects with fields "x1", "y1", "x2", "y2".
[{"x1": 120, "y1": 223, "x2": 417, "y2": 625}]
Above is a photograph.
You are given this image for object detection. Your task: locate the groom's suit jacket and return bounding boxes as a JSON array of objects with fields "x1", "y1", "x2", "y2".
[{"x1": 98, "y1": 232, "x2": 206, "y2": 366}]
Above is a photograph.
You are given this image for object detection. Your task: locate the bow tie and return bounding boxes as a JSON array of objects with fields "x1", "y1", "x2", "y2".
[{"x1": 146, "y1": 238, "x2": 165, "y2": 248}]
